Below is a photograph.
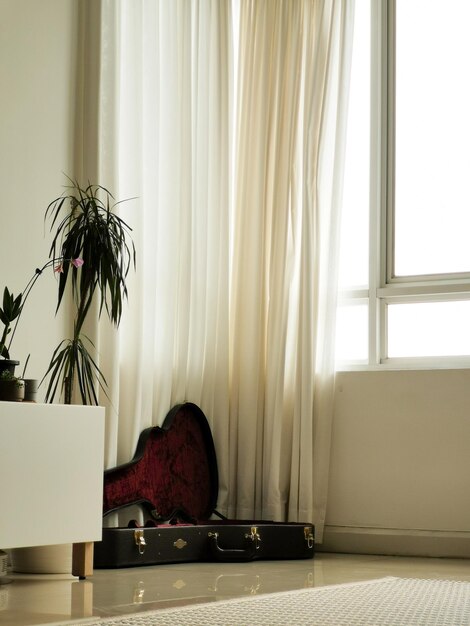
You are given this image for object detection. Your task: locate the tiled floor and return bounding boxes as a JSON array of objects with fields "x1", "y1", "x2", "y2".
[{"x1": 1, "y1": 553, "x2": 469, "y2": 625}]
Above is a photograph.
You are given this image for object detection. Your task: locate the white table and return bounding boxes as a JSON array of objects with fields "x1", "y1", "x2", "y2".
[{"x1": 0, "y1": 402, "x2": 105, "y2": 578}]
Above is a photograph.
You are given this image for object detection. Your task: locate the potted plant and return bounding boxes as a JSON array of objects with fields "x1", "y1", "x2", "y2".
[
  {"x1": 42, "y1": 179, "x2": 135, "y2": 405},
  {"x1": 0, "y1": 370, "x2": 25, "y2": 402}
]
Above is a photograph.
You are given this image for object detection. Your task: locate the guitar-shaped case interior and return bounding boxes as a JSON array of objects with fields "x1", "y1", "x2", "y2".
[{"x1": 102, "y1": 402, "x2": 219, "y2": 521}]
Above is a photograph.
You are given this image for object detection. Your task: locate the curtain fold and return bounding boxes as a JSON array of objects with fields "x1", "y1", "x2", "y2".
[
  {"x1": 230, "y1": 0, "x2": 354, "y2": 538},
  {"x1": 230, "y1": 0, "x2": 304, "y2": 522},
  {"x1": 78, "y1": 0, "x2": 354, "y2": 541}
]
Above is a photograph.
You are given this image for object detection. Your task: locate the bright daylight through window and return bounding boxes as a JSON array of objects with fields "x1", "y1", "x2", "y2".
[{"x1": 336, "y1": 0, "x2": 470, "y2": 368}]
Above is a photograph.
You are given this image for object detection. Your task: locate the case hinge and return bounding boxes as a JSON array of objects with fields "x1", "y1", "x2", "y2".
[{"x1": 134, "y1": 529, "x2": 146, "y2": 555}]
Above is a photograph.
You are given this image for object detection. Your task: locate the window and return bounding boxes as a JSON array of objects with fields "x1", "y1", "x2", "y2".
[{"x1": 336, "y1": 0, "x2": 470, "y2": 368}]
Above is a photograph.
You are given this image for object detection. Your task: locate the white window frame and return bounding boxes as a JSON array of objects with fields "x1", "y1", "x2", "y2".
[{"x1": 339, "y1": 0, "x2": 470, "y2": 371}]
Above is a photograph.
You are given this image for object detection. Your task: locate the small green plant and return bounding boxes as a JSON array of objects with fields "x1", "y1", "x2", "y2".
[
  {"x1": 0, "y1": 369, "x2": 24, "y2": 387},
  {"x1": 0, "y1": 288, "x2": 23, "y2": 359}
]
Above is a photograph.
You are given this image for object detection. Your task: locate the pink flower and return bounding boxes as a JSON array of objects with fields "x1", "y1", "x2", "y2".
[
  {"x1": 71, "y1": 258, "x2": 84, "y2": 268},
  {"x1": 54, "y1": 264, "x2": 64, "y2": 273}
]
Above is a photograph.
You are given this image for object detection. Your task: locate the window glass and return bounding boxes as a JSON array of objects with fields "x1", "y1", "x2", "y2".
[
  {"x1": 388, "y1": 300, "x2": 470, "y2": 357},
  {"x1": 336, "y1": 303, "x2": 369, "y2": 363},
  {"x1": 338, "y1": 0, "x2": 370, "y2": 289},
  {"x1": 394, "y1": 0, "x2": 470, "y2": 277}
]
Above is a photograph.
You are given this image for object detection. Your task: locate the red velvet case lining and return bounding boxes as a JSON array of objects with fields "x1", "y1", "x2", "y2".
[{"x1": 103, "y1": 403, "x2": 219, "y2": 520}]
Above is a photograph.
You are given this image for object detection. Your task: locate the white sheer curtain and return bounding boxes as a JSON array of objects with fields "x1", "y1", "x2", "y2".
[
  {"x1": 229, "y1": 0, "x2": 354, "y2": 534},
  {"x1": 82, "y1": 0, "x2": 354, "y2": 540}
]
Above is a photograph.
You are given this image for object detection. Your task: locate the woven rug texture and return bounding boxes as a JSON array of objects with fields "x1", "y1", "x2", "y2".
[{"x1": 54, "y1": 576, "x2": 470, "y2": 626}]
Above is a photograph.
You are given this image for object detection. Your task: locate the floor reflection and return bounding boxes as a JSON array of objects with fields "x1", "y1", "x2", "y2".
[
  {"x1": 1, "y1": 553, "x2": 470, "y2": 625},
  {"x1": 0, "y1": 575, "x2": 92, "y2": 625}
]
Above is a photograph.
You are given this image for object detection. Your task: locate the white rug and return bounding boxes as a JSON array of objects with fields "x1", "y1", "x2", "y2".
[{"x1": 53, "y1": 576, "x2": 470, "y2": 626}]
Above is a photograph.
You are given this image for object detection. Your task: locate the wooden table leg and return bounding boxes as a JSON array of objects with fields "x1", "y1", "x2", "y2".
[{"x1": 72, "y1": 542, "x2": 94, "y2": 579}]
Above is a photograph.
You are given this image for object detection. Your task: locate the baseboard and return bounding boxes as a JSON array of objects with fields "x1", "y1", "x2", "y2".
[{"x1": 318, "y1": 525, "x2": 470, "y2": 558}]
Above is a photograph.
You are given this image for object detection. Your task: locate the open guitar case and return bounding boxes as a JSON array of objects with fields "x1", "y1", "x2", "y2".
[{"x1": 93, "y1": 402, "x2": 315, "y2": 568}]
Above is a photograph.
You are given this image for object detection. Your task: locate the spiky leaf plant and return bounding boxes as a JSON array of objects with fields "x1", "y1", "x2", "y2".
[{"x1": 42, "y1": 179, "x2": 135, "y2": 404}]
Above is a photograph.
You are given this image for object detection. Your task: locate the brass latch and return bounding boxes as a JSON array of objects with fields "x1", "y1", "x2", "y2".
[
  {"x1": 304, "y1": 526, "x2": 314, "y2": 549},
  {"x1": 134, "y1": 529, "x2": 146, "y2": 555},
  {"x1": 173, "y1": 538, "x2": 188, "y2": 550},
  {"x1": 245, "y1": 526, "x2": 261, "y2": 550}
]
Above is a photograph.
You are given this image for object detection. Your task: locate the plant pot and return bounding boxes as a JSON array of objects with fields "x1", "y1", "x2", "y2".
[
  {"x1": 23, "y1": 379, "x2": 38, "y2": 402},
  {"x1": 0, "y1": 379, "x2": 24, "y2": 402},
  {"x1": 0, "y1": 360, "x2": 19, "y2": 377}
]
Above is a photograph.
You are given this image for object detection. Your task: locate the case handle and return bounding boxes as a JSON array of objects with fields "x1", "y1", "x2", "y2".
[{"x1": 207, "y1": 527, "x2": 260, "y2": 562}]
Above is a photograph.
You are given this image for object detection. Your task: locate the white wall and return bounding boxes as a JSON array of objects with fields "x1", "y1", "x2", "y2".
[
  {"x1": 323, "y1": 370, "x2": 470, "y2": 557},
  {"x1": 0, "y1": 0, "x2": 78, "y2": 394}
]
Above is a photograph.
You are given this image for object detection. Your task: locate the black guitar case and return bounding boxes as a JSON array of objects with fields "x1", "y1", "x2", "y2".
[{"x1": 93, "y1": 402, "x2": 314, "y2": 568}]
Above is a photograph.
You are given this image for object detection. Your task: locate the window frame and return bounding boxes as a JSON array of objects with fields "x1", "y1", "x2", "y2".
[{"x1": 337, "y1": 0, "x2": 470, "y2": 371}]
